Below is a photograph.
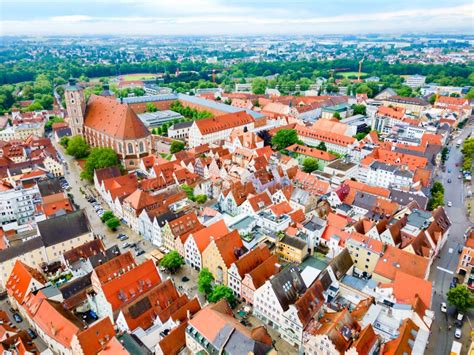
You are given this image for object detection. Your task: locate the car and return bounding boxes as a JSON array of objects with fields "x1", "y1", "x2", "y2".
[
  {"x1": 122, "y1": 242, "x2": 131, "y2": 248},
  {"x1": 457, "y1": 312, "x2": 464, "y2": 321},
  {"x1": 27, "y1": 328, "x2": 37, "y2": 339},
  {"x1": 129, "y1": 243, "x2": 137, "y2": 249},
  {"x1": 448, "y1": 169, "x2": 452, "y2": 173},
  {"x1": 441, "y1": 302, "x2": 447, "y2": 313},
  {"x1": 447, "y1": 178, "x2": 452, "y2": 183},
  {"x1": 117, "y1": 234, "x2": 126, "y2": 239},
  {"x1": 447, "y1": 201, "x2": 453, "y2": 207},
  {"x1": 13, "y1": 313, "x2": 22, "y2": 323},
  {"x1": 118, "y1": 235, "x2": 129, "y2": 241},
  {"x1": 182, "y1": 276, "x2": 190, "y2": 282},
  {"x1": 453, "y1": 277, "x2": 459, "y2": 285},
  {"x1": 458, "y1": 175, "x2": 462, "y2": 179},
  {"x1": 135, "y1": 249, "x2": 145, "y2": 256},
  {"x1": 454, "y1": 328, "x2": 462, "y2": 339}
]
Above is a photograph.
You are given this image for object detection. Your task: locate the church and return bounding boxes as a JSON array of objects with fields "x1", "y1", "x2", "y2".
[{"x1": 65, "y1": 79, "x2": 152, "y2": 169}]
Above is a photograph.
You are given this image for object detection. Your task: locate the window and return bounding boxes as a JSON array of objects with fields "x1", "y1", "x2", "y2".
[
  {"x1": 128, "y1": 143, "x2": 133, "y2": 154},
  {"x1": 139, "y1": 141, "x2": 144, "y2": 152}
]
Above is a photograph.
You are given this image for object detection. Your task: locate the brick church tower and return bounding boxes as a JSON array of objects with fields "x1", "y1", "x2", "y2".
[{"x1": 65, "y1": 79, "x2": 86, "y2": 136}]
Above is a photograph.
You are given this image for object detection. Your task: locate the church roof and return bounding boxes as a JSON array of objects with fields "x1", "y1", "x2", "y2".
[{"x1": 85, "y1": 95, "x2": 150, "y2": 140}]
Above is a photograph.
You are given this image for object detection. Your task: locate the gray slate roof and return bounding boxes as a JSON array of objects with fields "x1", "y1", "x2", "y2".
[{"x1": 37, "y1": 210, "x2": 91, "y2": 247}]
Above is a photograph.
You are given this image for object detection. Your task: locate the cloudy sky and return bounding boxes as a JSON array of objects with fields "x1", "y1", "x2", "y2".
[{"x1": 2, "y1": 0, "x2": 473, "y2": 36}]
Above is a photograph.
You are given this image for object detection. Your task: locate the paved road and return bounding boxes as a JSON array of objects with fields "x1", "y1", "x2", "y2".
[{"x1": 427, "y1": 125, "x2": 473, "y2": 355}]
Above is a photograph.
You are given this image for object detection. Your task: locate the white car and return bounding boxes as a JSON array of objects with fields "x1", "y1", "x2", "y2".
[
  {"x1": 455, "y1": 328, "x2": 462, "y2": 339},
  {"x1": 457, "y1": 313, "x2": 464, "y2": 321},
  {"x1": 441, "y1": 302, "x2": 447, "y2": 313},
  {"x1": 447, "y1": 201, "x2": 453, "y2": 207}
]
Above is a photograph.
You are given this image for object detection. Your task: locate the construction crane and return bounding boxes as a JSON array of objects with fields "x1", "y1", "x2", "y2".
[{"x1": 357, "y1": 57, "x2": 365, "y2": 82}]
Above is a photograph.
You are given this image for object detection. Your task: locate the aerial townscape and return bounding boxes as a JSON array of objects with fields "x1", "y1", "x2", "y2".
[{"x1": 0, "y1": 1, "x2": 474, "y2": 355}]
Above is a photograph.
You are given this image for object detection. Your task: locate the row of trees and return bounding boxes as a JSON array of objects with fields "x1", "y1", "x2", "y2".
[{"x1": 169, "y1": 100, "x2": 213, "y2": 120}]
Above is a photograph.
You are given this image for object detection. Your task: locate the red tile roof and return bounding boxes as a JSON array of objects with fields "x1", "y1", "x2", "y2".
[
  {"x1": 195, "y1": 111, "x2": 255, "y2": 135},
  {"x1": 286, "y1": 144, "x2": 337, "y2": 161},
  {"x1": 296, "y1": 124, "x2": 356, "y2": 146},
  {"x1": 157, "y1": 321, "x2": 187, "y2": 355},
  {"x1": 374, "y1": 245, "x2": 429, "y2": 281},
  {"x1": 6, "y1": 260, "x2": 47, "y2": 304},
  {"x1": 85, "y1": 95, "x2": 150, "y2": 140},
  {"x1": 213, "y1": 230, "x2": 244, "y2": 268},
  {"x1": 76, "y1": 317, "x2": 116, "y2": 355},
  {"x1": 233, "y1": 245, "x2": 272, "y2": 278},
  {"x1": 191, "y1": 220, "x2": 230, "y2": 253}
]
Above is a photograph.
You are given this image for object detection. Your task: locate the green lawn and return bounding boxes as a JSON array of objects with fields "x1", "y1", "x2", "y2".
[
  {"x1": 340, "y1": 71, "x2": 367, "y2": 78},
  {"x1": 122, "y1": 74, "x2": 157, "y2": 81}
]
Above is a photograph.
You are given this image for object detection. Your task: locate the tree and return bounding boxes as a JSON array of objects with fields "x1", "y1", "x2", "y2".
[
  {"x1": 170, "y1": 141, "x2": 185, "y2": 154},
  {"x1": 101, "y1": 210, "x2": 114, "y2": 223},
  {"x1": 208, "y1": 285, "x2": 237, "y2": 308},
  {"x1": 465, "y1": 88, "x2": 474, "y2": 100},
  {"x1": 272, "y1": 129, "x2": 300, "y2": 151},
  {"x1": 396, "y1": 85, "x2": 413, "y2": 97},
  {"x1": 106, "y1": 217, "x2": 120, "y2": 231},
  {"x1": 45, "y1": 116, "x2": 64, "y2": 131},
  {"x1": 333, "y1": 112, "x2": 341, "y2": 120},
  {"x1": 428, "y1": 95, "x2": 437, "y2": 105},
  {"x1": 352, "y1": 104, "x2": 366, "y2": 115},
  {"x1": 59, "y1": 136, "x2": 70, "y2": 148},
  {"x1": 317, "y1": 142, "x2": 327, "y2": 151},
  {"x1": 160, "y1": 251, "x2": 184, "y2": 273},
  {"x1": 80, "y1": 147, "x2": 120, "y2": 181},
  {"x1": 303, "y1": 158, "x2": 319, "y2": 173},
  {"x1": 195, "y1": 194, "x2": 208, "y2": 204},
  {"x1": 66, "y1": 136, "x2": 90, "y2": 159},
  {"x1": 145, "y1": 102, "x2": 157, "y2": 112},
  {"x1": 428, "y1": 181, "x2": 444, "y2": 210},
  {"x1": 252, "y1": 78, "x2": 267, "y2": 95},
  {"x1": 198, "y1": 268, "x2": 214, "y2": 295},
  {"x1": 447, "y1": 285, "x2": 474, "y2": 313},
  {"x1": 181, "y1": 184, "x2": 195, "y2": 201},
  {"x1": 441, "y1": 147, "x2": 449, "y2": 164}
]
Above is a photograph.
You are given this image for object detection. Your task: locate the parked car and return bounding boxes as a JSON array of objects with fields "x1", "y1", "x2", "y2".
[
  {"x1": 447, "y1": 201, "x2": 453, "y2": 207},
  {"x1": 454, "y1": 328, "x2": 462, "y2": 339},
  {"x1": 441, "y1": 302, "x2": 447, "y2": 313},
  {"x1": 118, "y1": 235, "x2": 129, "y2": 241},
  {"x1": 122, "y1": 242, "x2": 131, "y2": 248},
  {"x1": 135, "y1": 249, "x2": 145, "y2": 256},
  {"x1": 447, "y1": 178, "x2": 452, "y2": 183},
  {"x1": 13, "y1": 313, "x2": 22, "y2": 323},
  {"x1": 457, "y1": 312, "x2": 464, "y2": 321},
  {"x1": 27, "y1": 328, "x2": 37, "y2": 339}
]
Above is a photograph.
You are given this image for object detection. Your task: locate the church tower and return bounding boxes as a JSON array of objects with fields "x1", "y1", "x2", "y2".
[{"x1": 65, "y1": 78, "x2": 86, "y2": 136}]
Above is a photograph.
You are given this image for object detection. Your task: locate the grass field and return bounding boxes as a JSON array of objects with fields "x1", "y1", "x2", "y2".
[
  {"x1": 121, "y1": 73, "x2": 157, "y2": 81},
  {"x1": 340, "y1": 71, "x2": 367, "y2": 78}
]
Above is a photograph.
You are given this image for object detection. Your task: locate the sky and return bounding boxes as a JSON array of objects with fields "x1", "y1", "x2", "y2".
[{"x1": 1, "y1": 0, "x2": 473, "y2": 36}]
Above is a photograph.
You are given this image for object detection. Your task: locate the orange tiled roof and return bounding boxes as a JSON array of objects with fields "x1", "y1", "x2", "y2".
[
  {"x1": 76, "y1": 317, "x2": 116, "y2": 355},
  {"x1": 6, "y1": 260, "x2": 47, "y2": 304},
  {"x1": 93, "y1": 251, "x2": 136, "y2": 284},
  {"x1": 247, "y1": 192, "x2": 272, "y2": 212},
  {"x1": 233, "y1": 245, "x2": 272, "y2": 278},
  {"x1": 103, "y1": 173, "x2": 139, "y2": 201},
  {"x1": 100, "y1": 259, "x2": 161, "y2": 312},
  {"x1": 435, "y1": 96, "x2": 469, "y2": 107},
  {"x1": 377, "y1": 106, "x2": 406, "y2": 119},
  {"x1": 169, "y1": 212, "x2": 204, "y2": 239},
  {"x1": 213, "y1": 230, "x2": 244, "y2": 268},
  {"x1": 191, "y1": 220, "x2": 230, "y2": 253},
  {"x1": 374, "y1": 245, "x2": 429, "y2": 281},
  {"x1": 312, "y1": 119, "x2": 350, "y2": 136},
  {"x1": 389, "y1": 270, "x2": 432, "y2": 307},
  {"x1": 382, "y1": 318, "x2": 419, "y2": 355},
  {"x1": 270, "y1": 201, "x2": 293, "y2": 216},
  {"x1": 85, "y1": 95, "x2": 150, "y2": 140},
  {"x1": 157, "y1": 321, "x2": 188, "y2": 355},
  {"x1": 195, "y1": 111, "x2": 254, "y2": 135},
  {"x1": 247, "y1": 254, "x2": 279, "y2": 289},
  {"x1": 296, "y1": 124, "x2": 356, "y2": 146}
]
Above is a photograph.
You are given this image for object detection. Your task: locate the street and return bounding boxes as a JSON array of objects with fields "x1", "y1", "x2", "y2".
[{"x1": 427, "y1": 124, "x2": 473, "y2": 355}]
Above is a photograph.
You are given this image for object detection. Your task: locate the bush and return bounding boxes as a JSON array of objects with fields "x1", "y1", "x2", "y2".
[
  {"x1": 101, "y1": 210, "x2": 114, "y2": 223},
  {"x1": 195, "y1": 194, "x2": 208, "y2": 204}
]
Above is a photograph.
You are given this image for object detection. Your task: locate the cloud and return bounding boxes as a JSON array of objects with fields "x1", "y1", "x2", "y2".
[{"x1": 1, "y1": 2, "x2": 473, "y2": 35}]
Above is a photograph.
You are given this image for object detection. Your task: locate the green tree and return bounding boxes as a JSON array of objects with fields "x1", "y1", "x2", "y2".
[
  {"x1": 317, "y1": 142, "x2": 327, "y2": 151},
  {"x1": 447, "y1": 285, "x2": 474, "y2": 313},
  {"x1": 80, "y1": 147, "x2": 120, "y2": 181},
  {"x1": 208, "y1": 285, "x2": 237, "y2": 308},
  {"x1": 105, "y1": 217, "x2": 120, "y2": 231},
  {"x1": 428, "y1": 95, "x2": 437, "y2": 105},
  {"x1": 160, "y1": 251, "x2": 184, "y2": 273},
  {"x1": 101, "y1": 210, "x2": 114, "y2": 223},
  {"x1": 181, "y1": 184, "x2": 195, "y2": 201},
  {"x1": 59, "y1": 136, "x2": 70, "y2": 148},
  {"x1": 272, "y1": 129, "x2": 301, "y2": 150},
  {"x1": 441, "y1": 147, "x2": 449, "y2": 164},
  {"x1": 170, "y1": 141, "x2": 185, "y2": 154},
  {"x1": 303, "y1": 158, "x2": 319, "y2": 173},
  {"x1": 333, "y1": 112, "x2": 341, "y2": 120},
  {"x1": 252, "y1": 78, "x2": 267, "y2": 95},
  {"x1": 465, "y1": 88, "x2": 474, "y2": 100},
  {"x1": 145, "y1": 102, "x2": 157, "y2": 112},
  {"x1": 66, "y1": 136, "x2": 90, "y2": 159},
  {"x1": 195, "y1": 194, "x2": 208, "y2": 204},
  {"x1": 396, "y1": 85, "x2": 413, "y2": 97},
  {"x1": 352, "y1": 104, "x2": 366, "y2": 115},
  {"x1": 198, "y1": 268, "x2": 214, "y2": 295},
  {"x1": 45, "y1": 116, "x2": 64, "y2": 131},
  {"x1": 428, "y1": 181, "x2": 444, "y2": 210}
]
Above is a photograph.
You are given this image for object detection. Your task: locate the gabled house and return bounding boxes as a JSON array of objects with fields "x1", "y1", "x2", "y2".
[
  {"x1": 6, "y1": 260, "x2": 47, "y2": 307},
  {"x1": 161, "y1": 211, "x2": 204, "y2": 254},
  {"x1": 202, "y1": 230, "x2": 246, "y2": 285}
]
